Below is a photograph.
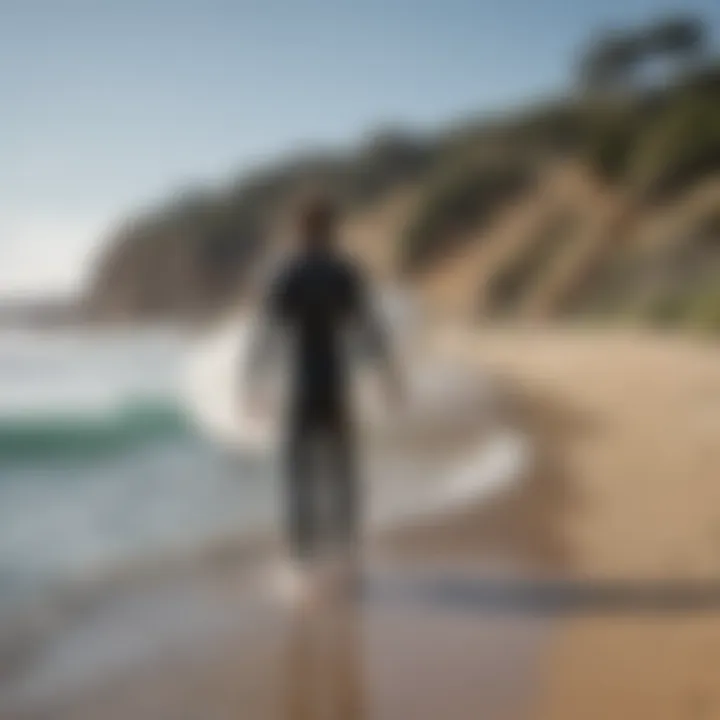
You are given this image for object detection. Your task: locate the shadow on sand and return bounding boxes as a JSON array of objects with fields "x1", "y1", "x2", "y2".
[{"x1": 365, "y1": 574, "x2": 720, "y2": 616}]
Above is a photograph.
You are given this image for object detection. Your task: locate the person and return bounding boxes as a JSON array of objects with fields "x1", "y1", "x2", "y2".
[{"x1": 245, "y1": 194, "x2": 402, "y2": 594}]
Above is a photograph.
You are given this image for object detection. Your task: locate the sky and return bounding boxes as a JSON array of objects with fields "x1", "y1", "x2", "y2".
[{"x1": 2, "y1": 0, "x2": 719, "y2": 296}]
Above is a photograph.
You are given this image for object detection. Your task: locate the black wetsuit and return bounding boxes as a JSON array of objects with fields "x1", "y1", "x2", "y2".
[{"x1": 262, "y1": 248, "x2": 385, "y2": 559}]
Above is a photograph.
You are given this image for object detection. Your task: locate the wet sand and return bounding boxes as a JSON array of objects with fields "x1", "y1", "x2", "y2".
[
  {"x1": 0, "y1": 555, "x2": 550, "y2": 720},
  {"x1": 0, "y1": 459, "x2": 552, "y2": 720}
]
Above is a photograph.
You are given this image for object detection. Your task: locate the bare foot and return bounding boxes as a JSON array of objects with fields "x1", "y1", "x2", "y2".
[{"x1": 266, "y1": 559, "x2": 314, "y2": 608}]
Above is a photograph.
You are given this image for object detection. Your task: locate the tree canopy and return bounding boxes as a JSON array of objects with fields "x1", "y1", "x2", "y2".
[{"x1": 579, "y1": 15, "x2": 707, "y2": 92}]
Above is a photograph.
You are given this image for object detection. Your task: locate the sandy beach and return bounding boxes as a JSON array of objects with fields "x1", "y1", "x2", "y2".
[
  {"x1": 2, "y1": 325, "x2": 720, "y2": 720},
  {"x1": 445, "y1": 326, "x2": 720, "y2": 719}
]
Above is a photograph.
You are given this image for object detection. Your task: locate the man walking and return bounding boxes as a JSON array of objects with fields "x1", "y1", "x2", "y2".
[{"x1": 246, "y1": 195, "x2": 402, "y2": 595}]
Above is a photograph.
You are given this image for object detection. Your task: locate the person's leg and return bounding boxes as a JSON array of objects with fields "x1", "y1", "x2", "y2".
[
  {"x1": 285, "y1": 417, "x2": 317, "y2": 562},
  {"x1": 325, "y1": 413, "x2": 360, "y2": 556}
]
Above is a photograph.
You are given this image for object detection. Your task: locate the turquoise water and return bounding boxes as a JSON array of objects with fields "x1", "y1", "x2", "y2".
[{"x1": 0, "y1": 328, "x2": 280, "y2": 606}]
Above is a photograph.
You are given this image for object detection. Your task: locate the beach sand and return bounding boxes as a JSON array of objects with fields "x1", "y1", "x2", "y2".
[{"x1": 444, "y1": 326, "x2": 720, "y2": 720}]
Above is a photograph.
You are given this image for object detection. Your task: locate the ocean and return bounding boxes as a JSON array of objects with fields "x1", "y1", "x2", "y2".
[{"x1": 0, "y1": 327, "x2": 284, "y2": 608}]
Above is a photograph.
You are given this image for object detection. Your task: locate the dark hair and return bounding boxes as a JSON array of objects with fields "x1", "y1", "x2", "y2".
[{"x1": 296, "y1": 193, "x2": 338, "y2": 240}]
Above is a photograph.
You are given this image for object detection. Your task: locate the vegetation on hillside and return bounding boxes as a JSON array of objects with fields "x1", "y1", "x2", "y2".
[
  {"x1": 398, "y1": 64, "x2": 719, "y2": 274},
  {"x1": 400, "y1": 158, "x2": 535, "y2": 271}
]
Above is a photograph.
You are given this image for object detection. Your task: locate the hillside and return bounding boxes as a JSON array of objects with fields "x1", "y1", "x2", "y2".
[
  {"x1": 85, "y1": 52, "x2": 720, "y2": 329},
  {"x1": 85, "y1": 134, "x2": 439, "y2": 320}
]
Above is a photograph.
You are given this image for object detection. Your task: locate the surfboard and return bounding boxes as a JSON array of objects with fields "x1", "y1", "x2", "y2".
[{"x1": 182, "y1": 288, "x2": 427, "y2": 452}]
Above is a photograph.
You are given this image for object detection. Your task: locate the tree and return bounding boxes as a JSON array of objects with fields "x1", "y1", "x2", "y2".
[
  {"x1": 643, "y1": 15, "x2": 706, "y2": 63},
  {"x1": 579, "y1": 31, "x2": 644, "y2": 92},
  {"x1": 578, "y1": 15, "x2": 708, "y2": 93}
]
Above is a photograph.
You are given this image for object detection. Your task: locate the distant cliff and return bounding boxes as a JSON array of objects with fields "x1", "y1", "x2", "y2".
[{"x1": 85, "y1": 134, "x2": 438, "y2": 320}]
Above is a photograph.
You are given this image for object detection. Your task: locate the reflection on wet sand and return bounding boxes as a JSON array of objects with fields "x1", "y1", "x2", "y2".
[
  {"x1": 284, "y1": 593, "x2": 365, "y2": 720},
  {"x1": 0, "y1": 558, "x2": 553, "y2": 720}
]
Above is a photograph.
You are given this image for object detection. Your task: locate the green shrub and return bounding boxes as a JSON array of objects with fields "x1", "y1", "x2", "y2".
[
  {"x1": 641, "y1": 279, "x2": 720, "y2": 333},
  {"x1": 401, "y1": 159, "x2": 534, "y2": 271},
  {"x1": 685, "y1": 284, "x2": 720, "y2": 332},
  {"x1": 582, "y1": 106, "x2": 643, "y2": 182},
  {"x1": 631, "y1": 89, "x2": 720, "y2": 196}
]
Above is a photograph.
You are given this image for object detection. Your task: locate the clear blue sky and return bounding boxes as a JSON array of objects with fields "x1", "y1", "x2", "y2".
[{"x1": 2, "y1": 0, "x2": 719, "y2": 295}]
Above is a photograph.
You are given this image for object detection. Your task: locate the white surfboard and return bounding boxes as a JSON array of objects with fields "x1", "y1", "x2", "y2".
[{"x1": 181, "y1": 288, "x2": 431, "y2": 452}]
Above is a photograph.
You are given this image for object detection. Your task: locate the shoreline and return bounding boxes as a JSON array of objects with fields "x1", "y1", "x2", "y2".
[
  {"x1": 0, "y1": 417, "x2": 532, "y2": 635},
  {"x1": 0, "y1": 350, "x2": 546, "y2": 719}
]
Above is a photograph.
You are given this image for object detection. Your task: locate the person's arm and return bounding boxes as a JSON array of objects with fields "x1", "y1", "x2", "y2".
[{"x1": 352, "y1": 269, "x2": 405, "y2": 407}]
